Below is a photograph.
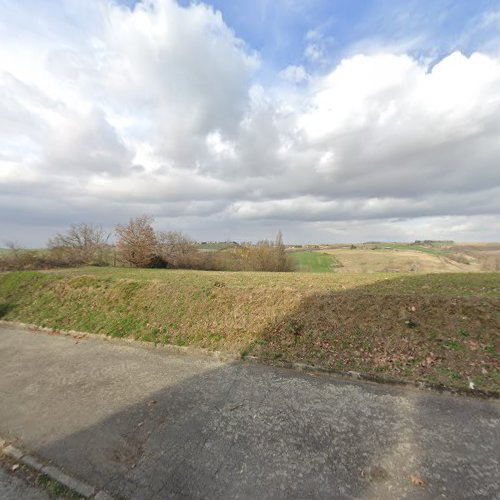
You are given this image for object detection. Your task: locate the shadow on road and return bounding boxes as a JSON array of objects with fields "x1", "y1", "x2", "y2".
[
  {"x1": 34, "y1": 362, "x2": 406, "y2": 499},
  {"x1": 25, "y1": 357, "x2": 499, "y2": 500}
]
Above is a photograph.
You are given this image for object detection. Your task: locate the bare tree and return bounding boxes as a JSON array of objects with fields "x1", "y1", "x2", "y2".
[
  {"x1": 273, "y1": 230, "x2": 292, "y2": 271},
  {"x1": 115, "y1": 215, "x2": 158, "y2": 267},
  {"x1": 48, "y1": 223, "x2": 110, "y2": 264},
  {"x1": 157, "y1": 230, "x2": 197, "y2": 267},
  {"x1": 4, "y1": 241, "x2": 22, "y2": 257}
]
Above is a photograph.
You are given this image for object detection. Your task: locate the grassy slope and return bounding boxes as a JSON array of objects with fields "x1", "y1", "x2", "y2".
[
  {"x1": 0, "y1": 269, "x2": 499, "y2": 392},
  {"x1": 289, "y1": 251, "x2": 339, "y2": 272}
]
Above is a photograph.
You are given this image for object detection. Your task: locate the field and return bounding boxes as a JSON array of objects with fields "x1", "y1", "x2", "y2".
[
  {"x1": 289, "y1": 242, "x2": 500, "y2": 273},
  {"x1": 289, "y1": 251, "x2": 339, "y2": 272},
  {"x1": 322, "y1": 248, "x2": 474, "y2": 273},
  {"x1": 1, "y1": 268, "x2": 499, "y2": 392}
]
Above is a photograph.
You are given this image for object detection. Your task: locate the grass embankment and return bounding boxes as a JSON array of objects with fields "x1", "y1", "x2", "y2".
[{"x1": 0, "y1": 269, "x2": 499, "y2": 392}]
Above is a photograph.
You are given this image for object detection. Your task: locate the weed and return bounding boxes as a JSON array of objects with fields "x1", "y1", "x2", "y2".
[
  {"x1": 361, "y1": 340, "x2": 372, "y2": 352},
  {"x1": 439, "y1": 367, "x2": 463, "y2": 381},
  {"x1": 140, "y1": 330, "x2": 159, "y2": 343},
  {"x1": 240, "y1": 340, "x2": 261, "y2": 359},
  {"x1": 443, "y1": 340, "x2": 466, "y2": 351},
  {"x1": 398, "y1": 363, "x2": 415, "y2": 376},
  {"x1": 37, "y1": 474, "x2": 83, "y2": 499},
  {"x1": 174, "y1": 336, "x2": 187, "y2": 346}
]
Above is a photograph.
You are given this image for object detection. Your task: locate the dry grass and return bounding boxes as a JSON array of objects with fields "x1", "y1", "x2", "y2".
[
  {"x1": 1, "y1": 269, "x2": 499, "y2": 392},
  {"x1": 47, "y1": 266, "x2": 393, "y2": 290},
  {"x1": 322, "y1": 248, "x2": 478, "y2": 273},
  {"x1": 450, "y1": 244, "x2": 500, "y2": 271}
]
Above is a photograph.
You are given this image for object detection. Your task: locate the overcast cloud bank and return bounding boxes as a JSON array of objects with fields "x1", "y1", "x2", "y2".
[{"x1": 1, "y1": 0, "x2": 500, "y2": 245}]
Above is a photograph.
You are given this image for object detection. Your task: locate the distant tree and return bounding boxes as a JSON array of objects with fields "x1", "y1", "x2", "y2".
[
  {"x1": 0, "y1": 241, "x2": 36, "y2": 271},
  {"x1": 115, "y1": 215, "x2": 158, "y2": 267},
  {"x1": 157, "y1": 230, "x2": 197, "y2": 267},
  {"x1": 4, "y1": 241, "x2": 22, "y2": 257},
  {"x1": 274, "y1": 230, "x2": 289, "y2": 269},
  {"x1": 48, "y1": 223, "x2": 110, "y2": 264},
  {"x1": 217, "y1": 231, "x2": 293, "y2": 272}
]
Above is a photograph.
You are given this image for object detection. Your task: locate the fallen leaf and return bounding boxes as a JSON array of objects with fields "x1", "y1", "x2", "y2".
[{"x1": 410, "y1": 474, "x2": 425, "y2": 487}]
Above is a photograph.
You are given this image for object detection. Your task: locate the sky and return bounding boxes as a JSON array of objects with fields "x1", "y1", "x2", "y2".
[{"x1": 1, "y1": 0, "x2": 500, "y2": 246}]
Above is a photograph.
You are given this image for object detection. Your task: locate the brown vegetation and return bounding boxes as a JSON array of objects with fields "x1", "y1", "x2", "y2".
[
  {"x1": 0, "y1": 248, "x2": 75, "y2": 271},
  {"x1": 449, "y1": 244, "x2": 500, "y2": 271},
  {"x1": 48, "y1": 223, "x2": 110, "y2": 265},
  {"x1": 114, "y1": 216, "x2": 293, "y2": 272},
  {"x1": 200, "y1": 232, "x2": 293, "y2": 272},
  {"x1": 115, "y1": 215, "x2": 159, "y2": 267},
  {"x1": 156, "y1": 230, "x2": 198, "y2": 268}
]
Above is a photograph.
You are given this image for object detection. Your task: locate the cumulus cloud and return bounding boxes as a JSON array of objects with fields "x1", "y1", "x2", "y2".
[{"x1": 0, "y1": 0, "x2": 500, "y2": 244}]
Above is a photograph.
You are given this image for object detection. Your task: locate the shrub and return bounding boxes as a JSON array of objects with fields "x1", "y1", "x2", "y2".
[
  {"x1": 48, "y1": 223, "x2": 110, "y2": 265},
  {"x1": 157, "y1": 230, "x2": 198, "y2": 268}
]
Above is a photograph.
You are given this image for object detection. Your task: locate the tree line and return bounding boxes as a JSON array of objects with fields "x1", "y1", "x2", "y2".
[{"x1": 0, "y1": 215, "x2": 293, "y2": 272}]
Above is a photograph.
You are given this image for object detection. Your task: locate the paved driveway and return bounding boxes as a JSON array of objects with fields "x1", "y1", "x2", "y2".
[{"x1": 0, "y1": 324, "x2": 499, "y2": 499}]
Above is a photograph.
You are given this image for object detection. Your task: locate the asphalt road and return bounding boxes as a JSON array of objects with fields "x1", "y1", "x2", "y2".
[{"x1": 0, "y1": 324, "x2": 499, "y2": 499}]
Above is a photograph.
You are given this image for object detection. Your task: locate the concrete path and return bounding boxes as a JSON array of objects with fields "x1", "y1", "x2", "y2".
[{"x1": 0, "y1": 324, "x2": 499, "y2": 499}]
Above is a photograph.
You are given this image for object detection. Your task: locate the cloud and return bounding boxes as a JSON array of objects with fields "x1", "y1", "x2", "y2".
[
  {"x1": 0, "y1": 0, "x2": 500, "y2": 244},
  {"x1": 303, "y1": 26, "x2": 335, "y2": 65},
  {"x1": 279, "y1": 65, "x2": 309, "y2": 83}
]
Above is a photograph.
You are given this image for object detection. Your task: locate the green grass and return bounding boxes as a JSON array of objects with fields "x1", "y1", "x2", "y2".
[
  {"x1": 37, "y1": 474, "x2": 83, "y2": 499},
  {"x1": 290, "y1": 251, "x2": 339, "y2": 272},
  {"x1": 1, "y1": 269, "x2": 499, "y2": 392}
]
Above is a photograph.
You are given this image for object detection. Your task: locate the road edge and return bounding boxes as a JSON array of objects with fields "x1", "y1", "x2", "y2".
[
  {"x1": 1, "y1": 319, "x2": 498, "y2": 400},
  {"x1": 0, "y1": 439, "x2": 112, "y2": 499}
]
